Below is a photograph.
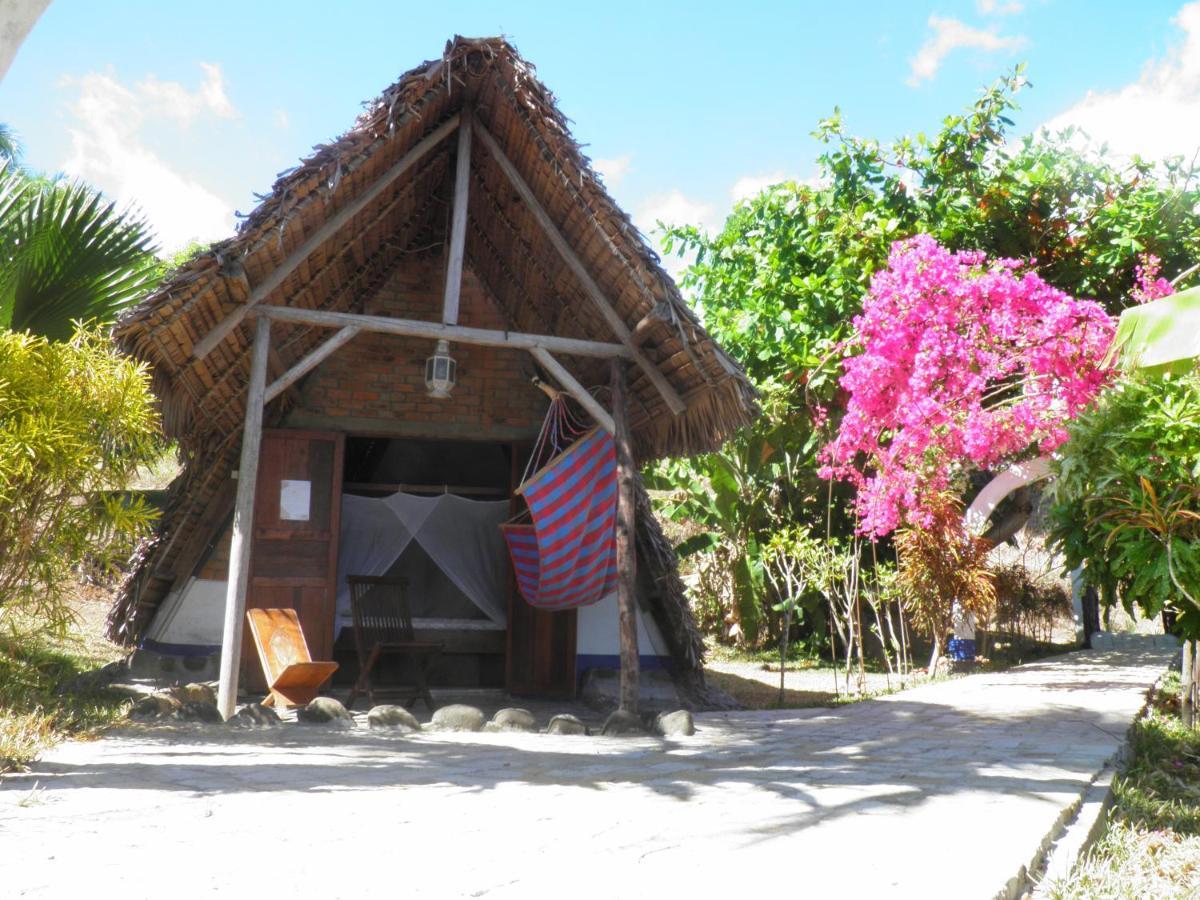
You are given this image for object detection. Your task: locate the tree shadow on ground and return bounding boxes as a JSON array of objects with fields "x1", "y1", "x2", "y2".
[{"x1": 0, "y1": 649, "x2": 1170, "y2": 843}]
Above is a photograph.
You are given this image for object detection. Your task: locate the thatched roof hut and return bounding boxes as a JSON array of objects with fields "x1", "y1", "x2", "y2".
[{"x1": 108, "y1": 37, "x2": 755, "y2": 705}]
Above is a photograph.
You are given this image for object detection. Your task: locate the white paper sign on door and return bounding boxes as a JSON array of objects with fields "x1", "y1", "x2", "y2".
[{"x1": 280, "y1": 479, "x2": 311, "y2": 521}]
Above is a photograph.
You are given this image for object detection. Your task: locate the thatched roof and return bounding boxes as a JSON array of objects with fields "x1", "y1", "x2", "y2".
[{"x1": 107, "y1": 36, "x2": 756, "y2": 657}]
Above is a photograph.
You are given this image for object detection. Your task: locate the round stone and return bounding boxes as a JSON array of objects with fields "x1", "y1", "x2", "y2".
[
  {"x1": 545, "y1": 713, "x2": 588, "y2": 736},
  {"x1": 430, "y1": 704, "x2": 486, "y2": 732},
  {"x1": 367, "y1": 704, "x2": 421, "y2": 732}
]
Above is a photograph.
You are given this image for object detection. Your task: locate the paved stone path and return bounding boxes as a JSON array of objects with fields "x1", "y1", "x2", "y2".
[{"x1": 0, "y1": 647, "x2": 1170, "y2": 899}]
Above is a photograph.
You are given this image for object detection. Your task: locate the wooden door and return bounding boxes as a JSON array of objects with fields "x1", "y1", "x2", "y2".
[
  {"x1": 505, "y1": 442, "x2": 578, "y2": 698},
  {"x1": 242, "y1": 430, "x2": 344, "y2": 691}
]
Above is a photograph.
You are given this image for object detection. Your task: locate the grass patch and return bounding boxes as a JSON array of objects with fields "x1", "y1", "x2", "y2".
[
  {"x1": 0, "y1": 614, "x2": 130, "y2": 774},
  {"x1": 1045, "y1": 673, "x2": 1200, "y2": 899}
]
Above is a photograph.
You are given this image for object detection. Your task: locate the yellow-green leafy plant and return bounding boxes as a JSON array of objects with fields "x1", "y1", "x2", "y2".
[{"x1": 0, "y1": 327, "x2": 161, "y2": 636}]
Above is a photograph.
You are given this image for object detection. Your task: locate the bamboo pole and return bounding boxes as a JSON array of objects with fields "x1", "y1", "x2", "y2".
[
  {"x1": 529, "y1": 347, "x2": 615, "y2": 435},
  {"x1": 264, "y1": 325, "x2": 359, "y2": 402},
  {"x1": 216, "y1": 316, "x2": 271, "y2": 720},
  {"x1": 611, "y1": 358, "x2": 639, "y2": 713},
  {"x1": 473, "y1": 119, "x2": 686, "y2": 416}
]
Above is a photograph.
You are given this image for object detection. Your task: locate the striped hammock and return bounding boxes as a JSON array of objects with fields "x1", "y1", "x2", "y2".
[{"x1": 501, "y1": 427, "x2": 618, "y2": 610}]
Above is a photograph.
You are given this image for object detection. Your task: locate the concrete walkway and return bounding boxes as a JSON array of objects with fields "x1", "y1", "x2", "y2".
[{"x1": 0, "y1": 647, "x2": 1170, "y2": 899}]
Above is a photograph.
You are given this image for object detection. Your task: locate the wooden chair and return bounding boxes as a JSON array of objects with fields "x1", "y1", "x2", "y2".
[
  {"x1": 245, "y1": 608, "x2": 339, "y2": 708},
  {"x1": 345, "y1": 575, "x2": 443, "y2": 710}
]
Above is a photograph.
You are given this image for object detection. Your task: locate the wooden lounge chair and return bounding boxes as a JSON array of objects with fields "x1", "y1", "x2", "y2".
[
  {"x1": 345, "y1": 575, "x2": 443, "y2": 710},
  {"x1": 245, "y1": 607, "x2": 339, "y2": 708}
]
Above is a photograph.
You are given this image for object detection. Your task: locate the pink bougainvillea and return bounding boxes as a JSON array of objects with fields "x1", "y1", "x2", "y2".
[
  {"x1": 1131, "y1": 254, "x2": 1174, "y2": 304},
  {"x1": 820, "y1": 235, "x2": 1115, "y2": 538}
]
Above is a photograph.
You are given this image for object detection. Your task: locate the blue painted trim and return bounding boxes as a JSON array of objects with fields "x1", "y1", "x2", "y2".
[
  {"x1": 575, "y1": 653, "x2": 671, "y2": 675},
  {"x1": 140, "y1": 638, "x2": 220, "y2": 658}
]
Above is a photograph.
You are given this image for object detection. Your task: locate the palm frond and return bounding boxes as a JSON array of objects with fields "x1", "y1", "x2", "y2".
[{"x1": 0, "y1": 169, "x2": 159, "y2": 340}]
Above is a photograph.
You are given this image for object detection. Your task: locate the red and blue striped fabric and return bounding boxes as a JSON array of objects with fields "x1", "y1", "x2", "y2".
[{"x1": 501, "y1": 427, "x2": 617, "y2": 610}]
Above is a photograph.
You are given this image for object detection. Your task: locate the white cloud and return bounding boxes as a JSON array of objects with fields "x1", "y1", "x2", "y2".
[
  {"x1": 635, "y1": 189, "x2": 718, "y2": 235},
  {"x1": 593, "y1": 153, "x2": 631, "y2": 188},
  {"x1": 136, "y1": 62, "x2": 236, "y2": 127},
  {"x1": 977, "y1": 0, "x2": 1024, "y2": 15},
  {"x1": 730, "y1": 171, "x2": 794, "y2": 203},
  {"x1": 1044, "y1": 2, "x2": 1200, "y2": 162},
  {"x1": 59, "y1": 64, "x2": 237, "y2": 252},
  {"x1": 634, "y1": 189, "x2": 719, "y2": 278},
  {"x1": 273, "y1": 108, "x2": 290, "y2": 130},
  {"x1": 908, "y1": 16, "x2": 1026, "y2": 86}
]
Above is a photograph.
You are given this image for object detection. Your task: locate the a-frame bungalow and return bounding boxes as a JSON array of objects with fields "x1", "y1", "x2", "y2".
[{"x1": 107, "y1": 37, "x2": 756, "y2": 716}]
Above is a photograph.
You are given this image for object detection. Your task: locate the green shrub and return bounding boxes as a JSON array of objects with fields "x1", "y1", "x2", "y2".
[{"x1": 0, "y1": 327, "x2": 161, "y2": 636}]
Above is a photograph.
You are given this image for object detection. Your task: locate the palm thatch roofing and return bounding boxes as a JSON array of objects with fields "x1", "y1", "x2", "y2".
[{"x1": 107, "y1": 36, "x2": 756, "y2": 687}]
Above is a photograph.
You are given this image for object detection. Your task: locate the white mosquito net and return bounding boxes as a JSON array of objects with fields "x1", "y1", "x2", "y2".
[{"x1": 335, "y1": 493, "x2": 511, "y2": 631}]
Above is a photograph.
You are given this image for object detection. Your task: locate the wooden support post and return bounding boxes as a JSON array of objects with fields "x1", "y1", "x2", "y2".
[
  {"x1": 264, "y1": 325, "x2": 359, "y2": 402},
  {"x1": 529, "y1": 346, "x2": 615, "y2": 435},
  {"x1": 441, "y1": 109, "x2": 471, "y2": 326},
  {"x1": 216, "y1": 315, "x2": 272, "y2": 720},
  {"x1": 193, "y1": 114, "x2": 461, "y2": 360},
  {"x1": 611, "y1": 358, "x2": 639, "y2": 714},
  {"x1": 472, "y1": 119, "x2": 687, "y2": 417}
]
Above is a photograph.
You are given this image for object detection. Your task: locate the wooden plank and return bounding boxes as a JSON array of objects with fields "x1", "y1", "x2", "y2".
[
  {"x1": 193, "y1": 114, "x2": 461, "y2": 360},
  {"x1": 264, "y1": 325, "x2": 360, "y2": 403},
  {"x1": 472, "y1": 119, "x2": 687, "y2": 416},
  {"x1": 611, "y1": 358, "x2": 639, "y2": 713},
  {"x1": 216, "y1": 315, "x2": 272, "y2": 720},
  {"x1": 251, "y1": 304, "x2": 632, "y2": 359},
  {"x1": 529, "y1": 346, "x2": 615, "y2": 435},
  {"x1": 441, "y1": 108, "x2": 472, "y2": 325}
]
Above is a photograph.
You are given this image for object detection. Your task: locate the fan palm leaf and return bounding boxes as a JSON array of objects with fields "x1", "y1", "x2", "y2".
[{"x1": 0, "y1": 165, "x2": 159, "y2": 340}]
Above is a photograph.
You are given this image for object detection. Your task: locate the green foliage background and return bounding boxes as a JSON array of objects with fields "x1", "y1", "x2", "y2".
[
  {"x1": 654, "y1": 69, "x2": 1200, "y2": 647},
  {"x1": 1048, "y1": 372, "x2": 1200, "y2": 638}
]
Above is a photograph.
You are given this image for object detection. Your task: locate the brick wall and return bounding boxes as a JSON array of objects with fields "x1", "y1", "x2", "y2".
[{"x1": 287, "y1": 257, "x2": 548, "y2": 438}]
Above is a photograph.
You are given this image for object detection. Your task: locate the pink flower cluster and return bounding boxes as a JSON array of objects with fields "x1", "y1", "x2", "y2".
[
  {"x1": 820, "y1": 235, "x2": 1115, "y2": 538},
  {"x1": 1131, "y1": 254, "x2": 1174, "y2": 304}
]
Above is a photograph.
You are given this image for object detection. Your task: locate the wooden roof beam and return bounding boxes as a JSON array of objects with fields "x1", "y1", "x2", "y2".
[
  {"x1": 440, "y1": 107, "x2": 472, "y2": 326},
  {"x1": 250, "y1": 304, "x2": 632, "y2": 359},
  {"x1": 471, "y1": 119, "x2": 687, "y2": 416},
  {"x1": 193, "y1": 113, "x2": 461, "y2": 361}
]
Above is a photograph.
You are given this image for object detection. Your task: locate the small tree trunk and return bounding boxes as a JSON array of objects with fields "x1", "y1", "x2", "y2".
[
  {"x1": 778, "y1": 607, "x2": 791, "y2": 707},
  {"x1": 1183, "y1": 639, "x2": 1195, "y2": 730},
  {"x1": 928, "y1": 632, "x2": 942, "y2": 677}
]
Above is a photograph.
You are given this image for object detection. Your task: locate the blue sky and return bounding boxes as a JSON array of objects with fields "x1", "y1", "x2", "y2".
[{"x1": 3, "y1": 0, "x2": 1199, "y2": 258}]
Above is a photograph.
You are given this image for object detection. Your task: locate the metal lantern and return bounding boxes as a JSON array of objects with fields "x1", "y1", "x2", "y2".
[{"x1": 425, "y1": 339, "x2": 456, "y2": 398}]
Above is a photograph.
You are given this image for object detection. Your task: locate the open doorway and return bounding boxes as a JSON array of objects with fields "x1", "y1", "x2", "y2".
[{"x1": 333, "y1": 436, "x2": 515, "y2": 688}]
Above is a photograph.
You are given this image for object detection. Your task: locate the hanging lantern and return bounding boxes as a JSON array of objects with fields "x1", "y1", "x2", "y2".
[{"x1": 425, "y1": 339, "x2": 456, "y2": 398}]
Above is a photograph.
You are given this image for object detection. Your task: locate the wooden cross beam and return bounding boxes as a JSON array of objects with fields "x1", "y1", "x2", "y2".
[
  {"x1": 249, "y1": 304, "x2": 633, "y2": 359},
  {"x1": 471, "y1": 119, "x2": 687, "y2": 417},
  {"x1": 193, "y1": 114, "x2": 462, "y2": 361}
]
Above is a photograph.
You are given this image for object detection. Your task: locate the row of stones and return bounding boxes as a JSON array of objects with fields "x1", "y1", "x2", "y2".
[{"x1": 128, "y1": 684, "x2": 696, "y2": 737}]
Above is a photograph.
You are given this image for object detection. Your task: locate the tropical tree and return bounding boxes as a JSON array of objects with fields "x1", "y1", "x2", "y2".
[
  {"x1": 820, "y1": 235, "x2": 1114, "y2": 538},
  {"x1": 0, "y1": 164, "x2": 159, "y2": 340},
  {"x1": 653, "y1": 68, "x2": 1200, "y2": 648},
  {"x1": 0, "y1": 328, "x2": 161, "y2": 636}
]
